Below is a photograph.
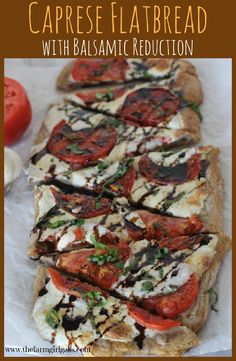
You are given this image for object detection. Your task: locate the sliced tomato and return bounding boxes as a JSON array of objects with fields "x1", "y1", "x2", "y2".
[
  {"x1": 47, "y1": 120, "x2": 117, "y2": 169},
  {"x1": 139, "y1": 153, "x2": 202, "y2": 184},
  {"x1": 4, "y1": 77, "x2": 32, "y2": 145},
  {"x1": 74, "y1": 227, "x2": 84, "y2": 240},
  {"x1": 48, "y1": 267, "x2": 105, "y2": 297},
  {"x1": 158, "y1": 234, "x2": 205, "y2": 251},
  {"x1": 142, "y1": 274, "x2": 199, "y2": 318},
  {"x1": 120, "y1": 88, "x2": 179, "y2": 127},
  {"x1": 71, "y1": 58, "x2": 128, "y2": 83},
  {"x1": 127, "y1": 303, "x2": 180, "y2": 331},
  {"x1": 75, "y1": 86, "x2": 127, "y2": 106},
  {"x1": 52, "y1": 189, "x2": 112, "y2": 219},
  {"x1": 57, "y1": 244, "x2": 131, "y2": 289},
  {"x1": 135, "y1": 211, "x2": 203, "y2": 240}
]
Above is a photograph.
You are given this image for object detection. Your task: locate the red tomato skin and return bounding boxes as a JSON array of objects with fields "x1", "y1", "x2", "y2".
[
  {"x1": 4, "y1": 77, "x2": 32, "y2": 145},
  {"x1": 142, "y1": 274, "x2": 199, "y2": 318}
]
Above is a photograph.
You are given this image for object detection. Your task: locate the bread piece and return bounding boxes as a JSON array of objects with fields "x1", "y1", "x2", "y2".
[
  {"x1": 57, "y1": 59, "x2": 203, "y2": 106},
  {"x1": 32, "y1": 266, "x2": 200, "y2": 357}
]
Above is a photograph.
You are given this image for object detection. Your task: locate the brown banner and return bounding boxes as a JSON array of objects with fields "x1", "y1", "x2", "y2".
[{"x1": 0, "y1": 0, "x2": 235, "y2": 58}]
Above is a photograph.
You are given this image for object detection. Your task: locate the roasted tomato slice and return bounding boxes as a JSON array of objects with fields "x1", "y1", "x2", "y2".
[
  {"x1": 131, "y1": 211, "x2": 203, "y2": 240},
  {"x1": 52, "y1": 189, "x2": 112, "y2": 218},
  {"x1": 47, "y1": 120, "x2": 117, "y2": 169},
  {"x1": 158, "y1": 234, "x2": 207, "y2": 251},
  {"x1": 71, "y1": 58, "x2": 129, "y2": 83},
  {"x1": 57, "y1": 244, "x2": 131, "y2": 289},
  {"x1": 139, "y1": 153, "x2": 202, "y2": 184},
  {"x1": 49, "y1": 267, "x2": 106, "y2": 297},
  {"x1": 120, "y1": 88, "x2": 179, "y2": 126},
  {"x1": 75, "y1": 86, "x2": 127, "y2": 106},
  {"x1": 142, "y1": 274, "x2": 199, "y2": 318},
  {"x1": 127, "y1": 303, "x2": 180, "y2": 331}
]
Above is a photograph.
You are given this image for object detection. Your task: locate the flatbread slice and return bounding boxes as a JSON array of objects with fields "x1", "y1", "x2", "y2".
[
  {"x1": 27, "y1": 102, "x2": 200, "y2": 185},
  {"x1": 28, "y1": 185, "x2": 207, "y2": 261},
  {"x1": 32, "y1": 266, "x2": 200, "y2": 356},
  {"x1": 57, "y1": 58, "x2": 203, "y2": 107}
]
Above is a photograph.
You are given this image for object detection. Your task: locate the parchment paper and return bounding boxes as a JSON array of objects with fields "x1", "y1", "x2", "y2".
[{"x1": 4, "y1": 59, "x2": 232, "y2": 357}]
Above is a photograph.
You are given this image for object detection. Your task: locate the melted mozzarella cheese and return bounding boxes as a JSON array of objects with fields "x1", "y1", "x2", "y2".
[
  {"x1": 57, "y1": 229, "x2": 76, "y2": 251},
  {"x1": 185, "y1": 235, "x2": 218, "y2": 278},
  {"x1": 37, "y1": 186, "x2": 56, "y2": 221}
]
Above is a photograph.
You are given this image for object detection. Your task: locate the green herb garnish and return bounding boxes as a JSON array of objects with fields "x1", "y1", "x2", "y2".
[
  {"x1": 88, "y1": 249, "x2": 119, "y2": 266},
  {"x1": 70, "y1": 219, "x2": 85, "y2": 227},
  {"x1": 86, "y1": 290, "x2": 107, "y2": 308},
  {"x1": 98, "y1": 161, "x2": 108, "y2": 172},
  {"x1": 47, "y1": 220, "x2": 68, "y2": 229},
  {"x1": 158, "y1": 267, "x2": 164, "y2": 279},
  {"x1": 90, "y1": 234, "x2": 109, "y2": 250},
  {"x1": 141, "y1": 281, "x2": 154, "y2": 293},
  {"x1": 95, "y1": 91, "x2": 114, "y2": 101},
  {"x1": 169, "y1": 284, "x2": 178, "y2": 291},
  {"x1": 208, "y1": 288, "x2": 219, "y2": 312},
  {"x1": 188, "y1": 102, "x2": 203, "y2": 121},
  {"x1": 156, "y1": 247, "x2": 169, "y2": 260},
  {"x1": 143, "y1": 71, "x2": 152, "y2": 79},
  {"x1": 46, "y1": 308, "x2": 61, "y2": 330},
  {"x1": 106, "y1": 118, "x2": 121, "y2": 127},
  {"x1": 102, "y1": 159, "x2": 134, "y2": 190},
  {"x1": 163, "y1": 192, "x2": 185, "y2": 209},
  {"x1": 67, "y1": 143, "x2": 88, "y2": 154}
]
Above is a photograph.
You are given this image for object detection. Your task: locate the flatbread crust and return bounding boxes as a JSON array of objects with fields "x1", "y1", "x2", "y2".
[
  {"x1": 33, "y1": 266, "x2": 200, "y2": 357},
  {"x1": 176, "y1": 233, "x2": 231, "y2": 332},
  {"x1": 56, "y1": 59, "x2": 203, "y2": 106},
  {"x1": 198, "y1": 147, "x2": 224, "y2": 233}
]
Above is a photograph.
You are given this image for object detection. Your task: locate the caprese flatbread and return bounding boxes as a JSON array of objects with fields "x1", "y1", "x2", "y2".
[
  {"x1": 57, "y1": 59, "x2": 203, "y2": 107},
  {"x1": 33, "y1": 266, "x2": 200, "y2": 356},
  {"x1": 55, "y1": 233, "x2": 229, "y2": 328},
  {"x1": 48, "y1": 146, "x2": 223, "y2": 233},
  {"x1": 28, "y1": 185, "x2": 204, "y2": 261},
  {"x1": 67, "y1": 81, "x2": 202, "y2": 128},
  {"x1": 28, "y1": 102, "x2": 200, "y2": 184}
]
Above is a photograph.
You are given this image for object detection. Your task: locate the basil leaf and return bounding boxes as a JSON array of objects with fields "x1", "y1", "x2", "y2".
[
  {"x1": 156, "y1": 247, "x2": 169, "y2": 260},
  {"x1": 47, "y1": 220, "x2": 68, "y2": 229},
  {"x1": 106, "y1": 118, "x2": 121, "y2": 127},
  {"x1": 86, "y1": 290, "x2": 107, "y2": 308},
  {"x1": 169, "y1": 284, "x2": 178, "y2": 291},
  {"x1": 208, "y1": 288, "x2": 219, "y2": 312},
  {"x1": 98, "y1": 161, "x2": 108, "y2": 172},
  {"x1": 141, "y1": 281, "x2": 154, "y2": 293},
  {"x1": 70, "y1": 219, "x2": 85, "y2": 227},
  {"x1": 88, "y1": 249, "x2": 119, "y2": 266},
  {"x1": 95, "y1": 91, "x2": 114, "y2": 101},
  {"x1": 46, "y1": 308, "x2": 61, "y2": 330},
  {"x1": 90, "y1": 234, "x2": 109, "y2": 250},
  {"x1": 163, "y1": 192, "x2": 185, "y2": 209},
  {"x1": 102, "y1": 159, "x2": 134, "y2": 190},
  {"x1": 95, "y1": 200, "x2": 101, "y2": 209},
  {"x1": 188, "y1": 102, "x2": 203, "y2": 121},
  {"x1": 158, "y1": 267, "x2": 164, "y2": 279},
  {"x1": 114, "y1": 261, "x2": 124, "y2": 269},
  {"x1": 143, "y1": 71, "x2": 152, "y2": 79},
  {"x1": 67, "y1": 143, "x2": 88, "y2": 155}
]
